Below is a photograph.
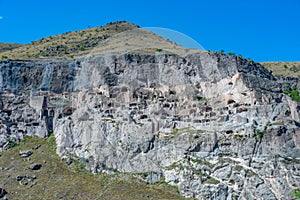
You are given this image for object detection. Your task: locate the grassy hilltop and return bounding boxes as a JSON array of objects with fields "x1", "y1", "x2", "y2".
[{"x1": 0, "y1": 21, "x2": 139, "y2": 60}]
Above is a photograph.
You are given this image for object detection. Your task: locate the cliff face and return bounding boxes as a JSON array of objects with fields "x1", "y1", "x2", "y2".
[{"x1": 0, "y1": 52, "x2": 300, "y2": 199}]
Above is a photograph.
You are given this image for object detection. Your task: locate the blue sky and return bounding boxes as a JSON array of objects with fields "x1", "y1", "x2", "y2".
[{"x1": 0, "y1": 0, "x2": 299, "y2": 61}]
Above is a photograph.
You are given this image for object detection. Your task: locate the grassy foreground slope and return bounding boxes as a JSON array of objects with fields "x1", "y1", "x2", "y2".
[{"x1": 0, "y1": 136, "x2": 190, "y2": 200}]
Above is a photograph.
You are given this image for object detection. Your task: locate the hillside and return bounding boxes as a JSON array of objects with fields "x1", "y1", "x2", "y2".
[
  {"x1": 0, "y1": 21, "x2": 139, "y2": 60},
  {"x1": 0, "y1": 43, "x2": 23, "y2": 54},
  {"x1": 0, "y1": 21, "x2": 202, "y2": 61},
  {"x1": 0, "y1": 136, "x2": 188, "y2": 200},
  {"x1": 261, "y1": 61, "x2": 300, "y2": 77}
]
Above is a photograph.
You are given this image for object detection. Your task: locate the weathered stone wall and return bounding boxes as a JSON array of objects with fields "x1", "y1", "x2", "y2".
[
  {"x1": 1, "y1": 52, "x2": 297, "y2": 94},
  {"x1": 0, "y1": 52, "x2": 299, "y2": 199}
]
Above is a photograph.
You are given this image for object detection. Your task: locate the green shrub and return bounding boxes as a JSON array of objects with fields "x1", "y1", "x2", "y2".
[
  {"x1": 79, "y1": 46, "x2": 85, "y2": 51},
  {"x1": 74, "y1": 160, "x2": 86, "y2": 173},
  {"x1": 255, "y1": 129, "x2": 265, "y2": 140},
  {"x1": 283, "y1": 90, "x2": 300, "y2": 101},
  {"x1": 73, "y1": 159, "x2": 90, "y2": 174},
  {"x1": 156, "y1": 48, "x2": 163, "y2": 52},
  {"x1": 292, "y1": 188, "x2": 300, "y2": 199},
  {"x1": 1, "y1": 55, "x2": 8, "y2": 59},
  {"x1": 195, "y1": 96, "x2": 206, "y2": 101},
  {"x1": 47, "y1": 132, "x2": 56, "y2": 152},
  {"x1": 7, "y1": 139, "x2": 19, "y2": 149}
]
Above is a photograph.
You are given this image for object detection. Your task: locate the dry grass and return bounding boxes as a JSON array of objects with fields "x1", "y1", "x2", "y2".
[
  {"x1": 85, "y1": 28, "x2": 202, "y2": 58},
  {"x1": 0, "y1": 21, "x2": 139, "y2": 60},
  {"x1": 0, "y1": 43, "x2": 23, "y2": 54},
  {"x1": 0, "y1": 21, "x2": 203, "y2": 61},
  {"x1": 260, "y1": 62, "x2": 300, "y2": 77},
  {"x1": 0, "y1": 136, "x2": 191, "y2": 200}
]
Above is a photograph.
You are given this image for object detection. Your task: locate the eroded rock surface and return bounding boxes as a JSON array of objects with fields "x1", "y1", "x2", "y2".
[{"x1": 0, "y1": 52, "x2": 299, "y2": 199}]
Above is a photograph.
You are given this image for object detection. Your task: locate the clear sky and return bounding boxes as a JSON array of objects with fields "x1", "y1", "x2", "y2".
[{"x1": 0, "y1": 0, "x2": 299, "y2": 61}]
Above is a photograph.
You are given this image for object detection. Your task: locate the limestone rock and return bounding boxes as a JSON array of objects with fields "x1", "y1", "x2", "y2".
[
  {"x1": 0, "y1": 52, "x2": 299, "y2": 199},
  {"x1": 19, "y1": 150, "x2": 33, "y2": 158},
  {"x1": 0, "y1": 188, "x2": 7, "y2": 198},
  {"x1": 28, "y1": 164, "x2": 42, "y2": 170}
]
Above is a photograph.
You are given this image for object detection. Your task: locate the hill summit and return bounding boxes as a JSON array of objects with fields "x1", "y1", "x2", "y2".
[
  {"x1": 0, "y1": 21, "x2": 194, "y2": 60},
  {"x1": 0, "y1": 21, "x2": 139, "y2": 59}
]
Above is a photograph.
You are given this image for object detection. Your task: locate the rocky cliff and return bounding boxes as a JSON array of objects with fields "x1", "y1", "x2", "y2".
[{"x1": 0, "y1": 51, "x2": 300, "y2": 199}]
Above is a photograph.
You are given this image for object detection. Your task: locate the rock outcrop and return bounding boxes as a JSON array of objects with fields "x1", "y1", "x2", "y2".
[{"x1": 0, "y1": 51, "x2": 299, "y2": 199}]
